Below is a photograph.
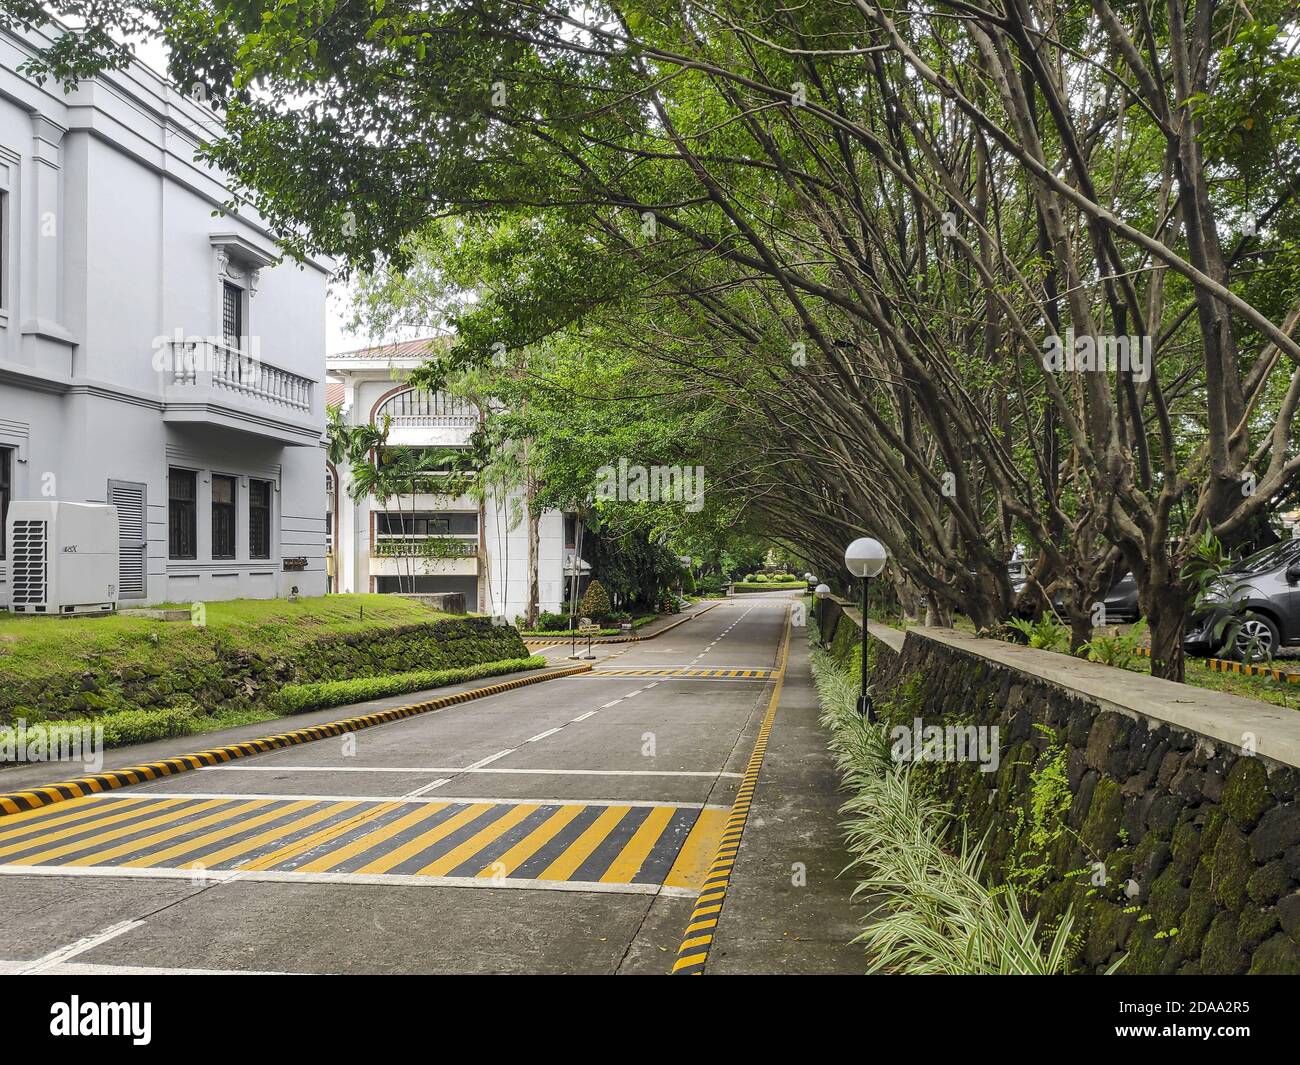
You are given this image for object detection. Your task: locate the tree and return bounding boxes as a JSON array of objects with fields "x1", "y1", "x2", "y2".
[{"x1": 580, "y1": 579, "x2": 610, "y2": 621}]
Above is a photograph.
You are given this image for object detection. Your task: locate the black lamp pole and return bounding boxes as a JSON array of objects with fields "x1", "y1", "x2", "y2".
[{"x1": 857, "y1": 574, "x2": 874, "y2": 721}]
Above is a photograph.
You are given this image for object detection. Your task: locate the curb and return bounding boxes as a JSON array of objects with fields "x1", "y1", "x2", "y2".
[
  {"x1": 672, "y1": 606, "x2": 792, "y2": 975},
  {"x1": 524, "y1": 602, "x2": 719, "y2": 646},
  {"x1": 1135, "y1": 646, "x2": 1300, "y2": 683},
  {"x1": 0, "y1": 663, "x2": 594, "y2": 817}
]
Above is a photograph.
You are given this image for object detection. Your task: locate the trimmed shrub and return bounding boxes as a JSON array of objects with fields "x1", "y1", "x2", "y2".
[
  {"x1": 271, "y1": 656, "x2": 548, "y2": 714},
  {"x1": 580, "y1": 579, "x2": 611, "y2": 619}
]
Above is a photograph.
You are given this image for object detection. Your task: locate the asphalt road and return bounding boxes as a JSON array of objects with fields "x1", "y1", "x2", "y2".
[{"x1": 0, "y1": 598, "x2": 791, "y2": 975}]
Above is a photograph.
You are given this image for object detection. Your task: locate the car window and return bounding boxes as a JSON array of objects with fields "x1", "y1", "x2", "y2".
[{"x1": 1232, "y1": 540, "x2": 1300, "y2": 575}]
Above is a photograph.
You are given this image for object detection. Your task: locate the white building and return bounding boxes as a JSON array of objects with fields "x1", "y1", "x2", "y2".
[
  {"x1": 326, "y1": 339, "x2": 588, "y2": 620},
  {"x1": 0, "y1": 24, "x2": 330, "y2": 607}
]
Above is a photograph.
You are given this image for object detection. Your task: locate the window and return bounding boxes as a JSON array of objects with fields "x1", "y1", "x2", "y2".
[
  {"x1": 168, "y1": 468, "x2": 197, "y2": 560},
  {"x1": 0, "y1": 187, "x2": 7, "y2": 313},
  {"x1": 222, "y1": 281, "x2": 243, "y2": 349},
  {"x1": 249, "y1": 479, "x2": 272, "y2": 560},
  {"x1": 0, "y1": 447, "x2": 11, "y2": 559},
  {"x1": 212, "y1": 475, "x2": 237, "y2": 560},
  {"x1": 376, "y1": 513, "x2": 452, "y2": 537}
]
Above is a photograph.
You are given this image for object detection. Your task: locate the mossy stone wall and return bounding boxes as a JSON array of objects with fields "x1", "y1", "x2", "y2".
[
  {"x1": 815, "y1": 599, "x2": 1300, "y2": 975},
  {"x1": 1, "y1": 617, "x2": 527, "y2": 725}
]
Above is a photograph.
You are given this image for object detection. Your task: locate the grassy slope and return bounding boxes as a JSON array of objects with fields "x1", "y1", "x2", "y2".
[{"x1": 0, "y1": 594, "x2": 448, "y2": 682}]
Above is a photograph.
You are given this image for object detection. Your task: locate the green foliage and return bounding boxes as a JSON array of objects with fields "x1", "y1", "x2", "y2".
[
  {"x1": 271, "y1": 656, "x2": 547, "y2": 714},
  {"x1": 580, "y1": 579, "x2": 611, "y2": 620},
  {"x1": 1005, "y1": 615, "x2": 1069, "y2": 652},
  {"x1": 1007, "y1": 728, "x2": 1075, "y2": 892},
  {"x1": 1081, "y1": 618, "x2": 1149, "y2": 669},
  {"x1": 809, "y1": 637, "x2": 1079, "y2": 974},
  {"x1": 534, "y1": 611, "x2": 568, "y2": 633}
]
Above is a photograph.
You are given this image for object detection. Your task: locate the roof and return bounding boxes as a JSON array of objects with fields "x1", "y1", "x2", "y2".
[
  {"x1": 324, "y1": 381, "x2": 345, "y2": 408},
  {"x1": 327, "y1": 336, "x2": 452, "y2": 363}
]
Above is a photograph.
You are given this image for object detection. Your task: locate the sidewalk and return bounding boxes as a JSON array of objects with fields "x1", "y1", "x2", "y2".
[{"x1": 705, "y1": 628, "x2": 866, "y2": 974}]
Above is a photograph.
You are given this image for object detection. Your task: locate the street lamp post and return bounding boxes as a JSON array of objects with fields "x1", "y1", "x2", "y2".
[
  {"x1": 844, "y1": 537, "x2": 887, "y2": 721},
  {"x1": 813, "y1": 582, "x2": 830, "y2": 646}
]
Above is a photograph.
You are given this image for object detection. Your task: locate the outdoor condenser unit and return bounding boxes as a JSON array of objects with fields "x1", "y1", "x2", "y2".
[{"x1": 6, "y1": 501, "x2": 120, "y2": 615}]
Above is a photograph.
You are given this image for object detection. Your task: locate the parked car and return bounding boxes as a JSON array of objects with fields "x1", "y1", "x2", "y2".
[
  {"x1": 1184, "y1": 539, "x2": 1300, "y2": 660},
  {"x1": 1009, "y1": 561, "x2": 1140, "y2": 623}
]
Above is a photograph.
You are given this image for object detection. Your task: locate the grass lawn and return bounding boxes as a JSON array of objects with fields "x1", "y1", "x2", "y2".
[{"x1": 0, "y1": 594, "x2": 449, "y2": 681}]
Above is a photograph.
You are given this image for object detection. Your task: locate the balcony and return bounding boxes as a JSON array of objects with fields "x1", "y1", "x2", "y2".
[
  {"x1": 162, "y1": 338, "x2": 320, "y2": 446},
  {"x1": 370, "y1": 535, "x2": 480, "y2": 577}
]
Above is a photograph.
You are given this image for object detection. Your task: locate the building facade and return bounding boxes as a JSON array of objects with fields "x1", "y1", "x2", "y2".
[
  {"x1": 0, "y1": 24, "x2": 331, "y2": 607},
  {"x1": 326, "y1": 340, "x2": 587, "y2": 620}
]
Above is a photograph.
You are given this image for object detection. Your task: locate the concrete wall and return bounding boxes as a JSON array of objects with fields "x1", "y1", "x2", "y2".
[{"x1": 816, "y1": 598, "x2": 1300, "y2": 975}]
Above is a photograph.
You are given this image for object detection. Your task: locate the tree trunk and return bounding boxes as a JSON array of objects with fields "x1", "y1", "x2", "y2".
[
  {"x1": 1068, "y1": 608, "x2": 1092, "y2": 655},
  {"x1": 525, "y1": 481, "x2": 540, "y2": 628},
  {"x1": 1147, "y1": 586, "x2": 1188, "y2": 682}
]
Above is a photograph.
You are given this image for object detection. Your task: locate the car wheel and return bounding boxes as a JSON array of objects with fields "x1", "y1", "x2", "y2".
[{"x1": 1222, "y1": 612, "x2": 1280, "y2": 662}]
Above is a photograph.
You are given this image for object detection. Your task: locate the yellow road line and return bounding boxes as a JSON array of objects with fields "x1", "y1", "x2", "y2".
[
  {"x1": 415, "y1": 803, "x2": 540, "y2": 876},
  {"x1": 663, "y1": 808, "x2": 728, "y2": 890},
  {"x1": 235, "y1": 801, "x2": 403, "y2": 872},
  {"x1": 473, "y1": 805, "x2": 586, "y2": 878},
  {"x1": 66, "y1": 799, "x2": 273, "y2": 867},
  {"x1": 671, "y1": 605, "x2": 792, "y2": 974},
  {"x1": 212, "y1": 801, "x2": 367, "y2": 871},
  {"x1": 535, "y1": 806, "x2": 630, "y2": 882},
  {"x1": 599, "y1": 805, "x2": 675, "y2": 884},
  {"x1": 9, "y1": 799, "x2": 227, "y2": 866},
  {"x1": 294, "y1": 803, "x2": 450, "y2": 874},
  {"x1": 0, "y1": 796, "x2": 150, "y2": 838},
  {"x1": 0, "y1": 798, "x2": 176, "y2": 854},
  {"x1": 354, "y1": 803, "x2": 493, "y2": 875},
  {"x1": 120, "y1": 799, "x2": 315, "y2": 869}
]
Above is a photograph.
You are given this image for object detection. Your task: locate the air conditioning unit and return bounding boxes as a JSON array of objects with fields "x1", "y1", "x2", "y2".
[{"x1": 6, "y1": 501, "x2": 120, "y2": 615}]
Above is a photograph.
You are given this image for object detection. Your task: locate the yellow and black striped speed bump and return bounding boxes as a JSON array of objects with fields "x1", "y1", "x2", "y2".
[
  {"x1": 588, "y1": 668, "x2": 774, "y2": 679},
  {"x1": 671, "y1": 609, "x2": 791, "y2": 975},
  {"x1": 523, "y1": 603, "x2": 719, "y2": 645},
  {"x1": 1136, "y1": 646, "x2": 1300, "y2": 683},
  {"x1": 0, "y1": 664, "x2": 593, "y2": 818}
]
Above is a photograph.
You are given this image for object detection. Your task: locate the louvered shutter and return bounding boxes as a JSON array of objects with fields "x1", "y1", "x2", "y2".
[{"x1": 108, "y1": 479, "x2": 147, "y2": 599}]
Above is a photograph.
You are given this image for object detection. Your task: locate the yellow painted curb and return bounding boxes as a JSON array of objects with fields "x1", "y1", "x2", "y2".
[
  {"x1": 671, "y1": 606, "x2": 792, "y2": 975},
  {"x1": 1135, "y1": 645, "x2": 1300, "y2": 684},
  {"x1": 0, "y1": 664, "x2": 594, "y2": 817}
]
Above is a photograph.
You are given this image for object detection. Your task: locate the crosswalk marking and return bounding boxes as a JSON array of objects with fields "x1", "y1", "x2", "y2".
[
  {"x1": 8, "y1": 799, "x2": 229, "y2": 866},
  {"x1": 235, "y1": 801, "x2": 399, "y2": 872},
  {"x1": 67, "y1": 799, "x2": 274, "y2": 868},
  {"x1": 355, "y1": 803, "x2": 492, "y2": 875},
  {"x1": 476, "y1": 805, "x2": 586, "y2": 878},
  {"x1": 120, "y1": 800, "x2": 314, "y2": 869},
  {"x1": 537, "y1": 806, "x2": 631, "y2": 881},
  {"x1": 599, "y1": 806, "x2": 675, "y2": 884},
  {"x1": 0, "y1": 794, "x2": 719, "y2": 893},
  {"x1": 0, "y1": 798, "x2": 181, "y2": 856},
  {"x1": 294, "y1": 803, "x2": 450, "y2": 874},
  {"x1": 417, "y1": 803, "x2": 540, "y2": 876},
  {"x1": 585, "y1": 667, "x2": 774, "y2": 679}
]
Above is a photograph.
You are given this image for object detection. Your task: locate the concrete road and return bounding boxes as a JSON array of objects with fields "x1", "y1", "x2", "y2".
[{"x1": 0, "y1": 598, "x2": 795, "y2": 975}]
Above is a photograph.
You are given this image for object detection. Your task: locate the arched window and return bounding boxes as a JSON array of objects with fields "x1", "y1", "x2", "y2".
[{"x1": 374, "y1": 388, "x2": 477, "y2": 427}]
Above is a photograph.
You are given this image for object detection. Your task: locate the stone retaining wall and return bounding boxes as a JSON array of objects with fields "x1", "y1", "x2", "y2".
[{"x1": 814, "y1": 598, "x2": 1300, "y2": 975}]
